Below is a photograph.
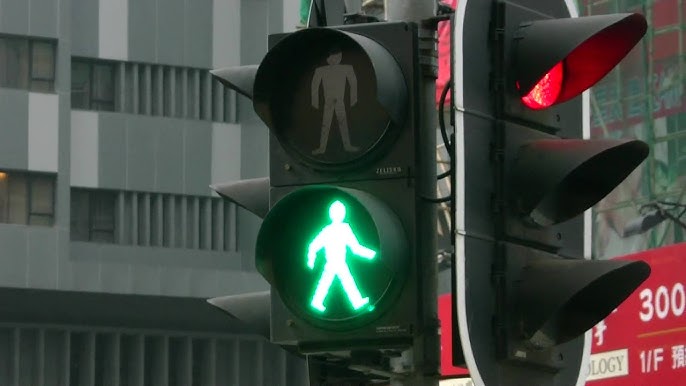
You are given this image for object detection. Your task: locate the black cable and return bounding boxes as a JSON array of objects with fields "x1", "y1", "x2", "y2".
[
  {"x1": 437, "y1": 169, "x2": 451, "y2": 179},
  {"x1": 438, "y1": 80, "x2": 453, "y2": 159}
]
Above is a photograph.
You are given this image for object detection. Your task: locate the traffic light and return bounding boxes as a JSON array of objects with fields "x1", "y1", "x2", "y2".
[
  {"x1": 453, "y1": 1, "x2": 652, "y2": 385},
  {"x1": 211, "y1": 21, "x2": 437, "y2": 357}
]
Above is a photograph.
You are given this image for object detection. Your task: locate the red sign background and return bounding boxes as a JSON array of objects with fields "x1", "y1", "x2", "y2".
[
  {"x1": 588, "y1": 242, "x2": 686, "y2": 385},
  {"x1": 439, "y1": 242, "x2": 686, "y2": 383},
  {"x1": 439, "y1": 294, "x2": 469, "y2": 377}
]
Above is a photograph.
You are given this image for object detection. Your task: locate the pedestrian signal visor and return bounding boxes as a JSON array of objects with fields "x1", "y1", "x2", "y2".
[
  {"x1": 255, "y1": 186, "x2": 408, "y2": 331},
  {"x1": 514, "y1": 13, "x2": 647, "y2": 109}
]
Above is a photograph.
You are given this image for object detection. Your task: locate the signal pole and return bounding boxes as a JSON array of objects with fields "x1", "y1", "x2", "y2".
[{"x1": 386, "y1": 1, "x2": 440, "y2": 385}]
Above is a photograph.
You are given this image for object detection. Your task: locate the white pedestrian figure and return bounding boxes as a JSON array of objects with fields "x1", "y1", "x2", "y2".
[
  {"x1": 307, "y1": 201, "x2": 376, "y2": 312},
  {"x1": 310, "y1": 47, "x2": 359, "y2": 155}
]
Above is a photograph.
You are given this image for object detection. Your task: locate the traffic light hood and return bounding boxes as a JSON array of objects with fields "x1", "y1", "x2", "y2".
[
  {"x1": 210, "y1": 65, "x2": 258, "y2": 100},
  {"x1": 252, "y1": 27, "x2": 407, "y2": 132},
  {"x1": 514, "y1": 13, "x2": 647, "y2": 107},
  {"x1": 511, "y1": 138, "x2": 649, "y2": 227},
  {"x1": 517, "y1": 255, "x2": 651, "y2": 348}
]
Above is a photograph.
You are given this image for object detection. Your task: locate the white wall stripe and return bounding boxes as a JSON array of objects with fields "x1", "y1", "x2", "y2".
[
  {"x1": 28, "y1": 93, "x2": 59, "y2": 172},
  {"x1": 211, "y1": 122, "x2": 242, "y2": 195},
  {"x1": 70, "y1": 111, "x2": 99, "y2": 188},
  {"x1": 212, "y1": 0, "x2": 241, "y2": 68},
  {"x1": 99, "y1": 0, "x2": 128, "y2": 60}
]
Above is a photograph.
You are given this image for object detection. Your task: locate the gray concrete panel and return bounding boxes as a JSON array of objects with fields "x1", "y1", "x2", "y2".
[
  {"x1": 99, "y1": 262, "x2": 132, "y2": 293},
  {"x1": 240, "y1": 0, "x2": 268, "y2": 65},
  {"x1": 183, "y1": 120, "x2": 212, "y2": 196},
  {"x1": 70, "y1": 242, "x2": 241, "y2": 270},
  {"x1": 126, "y1": 116, "x2": 158, "y2": 192},
  {"x1": 237, "y1": 209, "x2": 260, "y2": 271},
  {"x1": 214, "y1": 266, "x2": 269, "y2": 295},
  {"x1": 157, "y1": 0, "x2": 185, "y2": 66},
  {"x1": 0, "y1": 0, "x2": 29, "y2": 35},
  {"x1": 56, "y1": 93, "x2": 71, "y2": 229},
  {"x1": 55, "y1": 16, "x2": 71, "y2": 94},
  {"x1": 267, "y1": 0, "x2": 284, "y2": 35},
  {"x1": 59, "y1": 0, "x2": 71, "y2": 39},
  {"x1": 56, "y1": 229, "x2": 71, "y2": 290},
  {"x1": 184, "y1": 0, "x2": 212, "y2": 68},
  {"x1": 98, "y1": 113, "x2": 128, "y2": 189},
  {"x1": 156, "y1": 119, "x2": 184, "y2": 193},
  {"x1": 159, "y1": 266, "x2": 191, "y2": 296},
  {"x1": 0, "y1": 226, "x2": 28, "y2": 287},
  {"x1": 29, "y1": 0, "x2": 59, "y2": 38},
  {"x1": 69, "y1": 260, "x2": 101, "y2": 292},
  {"x1": 188, "y1": 268, "x2": 219, "y2": 297},
  {"x1": 130, "y1": 263, "x2": 162, "y2": 294},
  {"x1": 70, "y1": 0, "x2": 98, "y2": 57},
  {"x1": 0, "y1": 89, "x2": 29, "y2": 170},
  {"x1": 128, "y1": 0, "x2": 157, "y2": 63},
  {"x1": 239, "y1": 120, "x2": 268, "y2": 179},
  {"x1": 26, "y1": 227, "x2": 58, "y2": 289}
]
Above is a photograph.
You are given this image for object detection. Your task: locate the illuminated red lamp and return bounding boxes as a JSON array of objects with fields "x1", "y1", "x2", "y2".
[
  {"x1": 514, "y1": 13, "x2": 647, "y2": 110},
  {"x1": 519, "y1": 62, "x2": 564, "y2": 109}
]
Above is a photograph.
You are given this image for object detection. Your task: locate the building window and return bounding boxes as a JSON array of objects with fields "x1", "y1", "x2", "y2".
[
  {"x1": 0, "y1": 35, "x2": 56, "y2": 92},
  {"x1": 0, "y1": 171, "x2": 56, "y2": 226},
  {"x1": 71, "y1": 59, "x2": 116, "y2": 111},
  {"x1": 70, "y1": 188, "x2": 237, "y2": 251},
  {"x1": 70, "y1": 189, "x2": 116, "y2": 242},
  {"x1": 70, "y1": 58, "x2": 238, "y2": 123}
]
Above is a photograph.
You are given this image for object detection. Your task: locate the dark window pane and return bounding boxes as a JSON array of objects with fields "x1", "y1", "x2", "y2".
[
  {"x1": 91, "y1": 191, "x2": 115, "y2": 243},
  {"x1": 186, "y1": 70, "x2": 197, "y2": 119},
  {"x1": 151, "y1": 66, "x2": 162, "y2": 116},
  {"x1": 92, "y1": 63, "x2": 115, "y2": 111},
  {"x1": 71, "y1": 61, "x2": 91, "y2": 109},
  {"x1": 0, "y1": 172, "x2": 9, "y2": 223},
  {"x1": 163, "y1": 67, "x2": 173, "y2": 116},
  {"x1": 138, "y1": 65, "x2": 149, "y2": 114},
  {"x1": 29, "y1": 175, "x2": 55, "y2": 215},
  {"x1": 175, "y1": 68, "x2": 184, "y2": 118},
  {"x1": 70, "y1": 189, "x2": 90, "y2": 241},
  {"x1": 28, "y1": 214, "x2": 53, "y2": 226},
  {"x1": 28, "y1": 175, "x2": 55, "y2": 227},
  {"x1": 0, "y1": 37, "x2": 29, "y2": 89},
  {"x1": 8, "y1": 174, "x2": 27, "y2": 224},
  {"x1": 30, "y1": 40, "x2": 55, "y2": 92}
]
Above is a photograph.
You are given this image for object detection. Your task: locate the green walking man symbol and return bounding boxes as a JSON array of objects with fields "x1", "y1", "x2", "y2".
[{"x1": 307, "y1": 200, "x2": 376, "y2": 313}]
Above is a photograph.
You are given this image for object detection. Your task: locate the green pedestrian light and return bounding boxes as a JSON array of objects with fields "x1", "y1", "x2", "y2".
[
  {"x1": 307, "y1": 200, "x2": 377, "y2": 313},
  {"x1": 256, "y1": 186, "x2": 408, "y2": 331}
]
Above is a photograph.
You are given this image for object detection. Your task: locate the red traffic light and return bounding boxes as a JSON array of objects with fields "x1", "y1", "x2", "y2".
[
  {"x1": 515, "y1": 13, "x2": 647, "y2": 109},
  {"x1": 519, "y1": 62, "x2": 564, "y2": 109}
]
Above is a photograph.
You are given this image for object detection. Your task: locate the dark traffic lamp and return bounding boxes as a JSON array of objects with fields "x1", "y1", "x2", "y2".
[
  {"x1": 211, "y1": 21, "x2": 437, "y2": 357},
  {"x1": 453, "y1": 1, "x2": 651, "y2": 385}
]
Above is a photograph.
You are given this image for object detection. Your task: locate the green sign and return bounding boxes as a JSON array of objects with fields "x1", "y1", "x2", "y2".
[{"x1": 256, "y1": 186, "x2": 407, "y2": 331}]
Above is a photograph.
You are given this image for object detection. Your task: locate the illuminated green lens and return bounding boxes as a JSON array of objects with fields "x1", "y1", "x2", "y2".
[{"x1": 255, "y1": 186, "x2": 407, "y2": 331}]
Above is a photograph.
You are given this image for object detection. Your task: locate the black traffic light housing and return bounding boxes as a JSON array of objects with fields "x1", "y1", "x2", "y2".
[
  {"x1": 454, "y1": 1, "x2": 651, "y2": 385},
  {"x1": 211, "y1": 20, "x2": 437, "y2": 359}
]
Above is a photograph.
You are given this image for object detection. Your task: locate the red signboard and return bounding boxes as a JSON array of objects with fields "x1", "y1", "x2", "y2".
[
  {"x1": 438, "y1": 293, "x2": 469, "y2": 377},
  {"x1": 439, "y1": 242, "x2": 686, "y2": 384},
  {"x1": 588, "y1": 242, "x2": 686, "y2": 385}
]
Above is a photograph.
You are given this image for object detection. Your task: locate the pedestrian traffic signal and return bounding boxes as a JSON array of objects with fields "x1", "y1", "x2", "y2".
[
  {"x1": 255, "y1": 186, "x2": 408, "y2": 332},
  {"x1": 453, "y1": 1, "x2": 651, "y2": 385},
  {"x1": 212, "y1": 20, "x2": 437, "y2": 357}
]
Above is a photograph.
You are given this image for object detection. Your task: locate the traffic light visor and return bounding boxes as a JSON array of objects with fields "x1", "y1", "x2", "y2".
[
  {"x1": 515, "y1": 13, "x2": 647, "y2": 108},
  {"x1": 517, "y1": 256, "x2": 650, "y2": 348},
  {"x1": 512, "y1": 138, "x2": 649, "y2": 226}
]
